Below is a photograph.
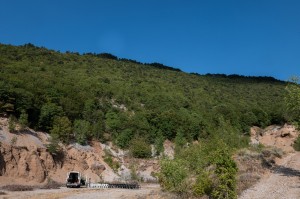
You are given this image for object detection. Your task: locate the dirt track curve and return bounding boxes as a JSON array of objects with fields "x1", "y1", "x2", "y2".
[{"x1": 239, "y1": 152, "x2": 300, "y2": 199}]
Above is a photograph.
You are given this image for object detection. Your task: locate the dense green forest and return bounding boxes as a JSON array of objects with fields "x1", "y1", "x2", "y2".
[
  {"x1": 0, "y1": 43, "x2": 287, "y2": 148},
  {"x1": 0, "y1": 43, "x2": 292, "y2": 198}
]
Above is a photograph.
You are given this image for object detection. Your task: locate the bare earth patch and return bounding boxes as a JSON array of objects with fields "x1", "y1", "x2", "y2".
[{"x1": 239, "y1": 152, "x2": 300, "y2": 199}]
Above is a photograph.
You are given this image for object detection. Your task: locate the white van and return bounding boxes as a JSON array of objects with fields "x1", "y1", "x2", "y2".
[{"x1": 66, "y1": 171, "x2": 85, "y2": 188}]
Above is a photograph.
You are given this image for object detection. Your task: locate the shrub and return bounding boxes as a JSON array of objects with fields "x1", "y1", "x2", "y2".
[
  {"x1": 19, "y1": 110, "x2": 28, "y2": 130},
  {"x1": 129, "y1": 163, "x2": 141, "y2": 182},
  {"x1": 237, "y1": 173, "x2": 260, "y2": 194},
  {"x1": 269, "y1": 147, "x2": 284, "y2": 158},
  {"x1": 154, "y1": 133, "x2": 165, "y2": 156},
  {"x1": 237, "y1": 148, "x2": 261, "y2": 161},
  {"x1": 293, "y1": 136, "x2": 300, "y2": 151},
  {"x1": 193, "y1": 171, "x2": 213, "y2": 196},
  {"x1": 41, "y1": 178, "x2": 62, "y2": 189},
  {"x1": 103, "y1": 150, "x2": 120, "y2": 172},
  {"x1": 50, "y1": 116, "x2": 72, "y2": 144},
  {"x1": 73, "y1": 119, "x2": 90, "y2": 145},
  {"x1": 174, "y1": 129, "x2": 187, "y2": 154},
  {"x1": 46, "y1": 134, "x2": 65, "y2": 164},
  {"x1": 38, "y1": 103, "x2": 63, "y2": 131},
  {"x1": 116, "y1": 129, "x2": 133, "y2": 149},
  {"x1": 129, "y1": 137, "x2": 151, "y2": 158},
  {"x1": 10, "y1": 136, "x2": 18, "y2": 145},
  {"x1": 47, "y1": 134, "x2": 60, "y2": 155},
  {"x1": 160, "y1": 140, "x2": 239, "y2": 198},
  {"x1": 1, "y1": 185, "x2": 34, "y2": 191},
  {"x1": 159, "y1": 159, "x2": 188, "y2": 193},
  {"x1": 97, "y1": 53, "x2": 118, "y2": 60},
  {"x1": 8, "y1": 115, "x2": 16, "y2": 132},
  {"x1": 210, "y1": 149, "x2": 238, "y2": 199}
]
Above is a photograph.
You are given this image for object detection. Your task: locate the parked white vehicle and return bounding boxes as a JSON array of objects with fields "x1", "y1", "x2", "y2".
[{"x1": 66, "y1": 171, "x2": 86, "y2": 188}]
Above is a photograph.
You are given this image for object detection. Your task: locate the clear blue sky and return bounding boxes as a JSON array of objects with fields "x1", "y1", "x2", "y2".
[{"x1": 1, "y1": 0, "x2": 300, "y2": 81}]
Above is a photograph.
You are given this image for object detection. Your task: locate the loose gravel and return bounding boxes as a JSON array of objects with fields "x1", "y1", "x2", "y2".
[{"x1": 239, "y1": 152, "x2": 300, "y2": 199}]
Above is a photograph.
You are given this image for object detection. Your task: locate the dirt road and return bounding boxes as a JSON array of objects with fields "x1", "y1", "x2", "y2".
[
  {"x1": 0, "y1": 184, "x2": 171, "y2": 199},
  {"x1": 239, "y1": 152, "x2": 300, "y2": 199}
]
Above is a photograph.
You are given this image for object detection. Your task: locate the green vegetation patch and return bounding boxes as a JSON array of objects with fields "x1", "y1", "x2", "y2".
[{"x1": 0, "y1": 43, "x2": 287, "y2": 147}]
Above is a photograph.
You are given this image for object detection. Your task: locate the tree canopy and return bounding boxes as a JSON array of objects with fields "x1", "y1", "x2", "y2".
[{"x1": 0, "y1": 43, "x2": 287, "y2": 147}]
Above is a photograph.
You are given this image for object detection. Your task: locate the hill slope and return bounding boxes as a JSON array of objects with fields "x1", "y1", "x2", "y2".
[{"x1": 0, "y1": 43, "x2": 287, "y2": 147}]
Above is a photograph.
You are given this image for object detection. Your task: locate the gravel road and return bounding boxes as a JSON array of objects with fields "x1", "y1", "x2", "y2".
[
  {"x1": 0, "y1": 184, "x2": 169, "y2": 199},
  {"x1": 239, "y1": 152, "x2": 300, "y2": 199}
]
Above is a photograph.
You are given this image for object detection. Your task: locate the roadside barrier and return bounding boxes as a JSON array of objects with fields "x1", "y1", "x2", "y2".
[{"x1": 88, "y1": 183, "x2": 140, "y2": 189}]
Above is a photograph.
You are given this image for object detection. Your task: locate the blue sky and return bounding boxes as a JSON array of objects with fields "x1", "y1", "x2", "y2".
[{"x1": 1, "y1": 0, "x2": 300, "y2": 80}]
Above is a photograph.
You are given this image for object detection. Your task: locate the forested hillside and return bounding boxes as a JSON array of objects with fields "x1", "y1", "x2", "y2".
[{"x1": 0, "y1": 43, "x2": 287, "y2": 150}]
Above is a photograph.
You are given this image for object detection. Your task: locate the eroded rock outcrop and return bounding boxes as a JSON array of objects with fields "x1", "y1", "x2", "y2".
[
  {"x1": 0, "y1": 144, "x2": 54, "y2": 183},
  {"x1": 0, "y1": 142, "x2": 118, "y2": 184},
  {"x1": 0, "y1": 117, "x2": 158, "y2": 185},
  {"x1": 250, "y1": 124, "x2": 299, "y2": 153}
]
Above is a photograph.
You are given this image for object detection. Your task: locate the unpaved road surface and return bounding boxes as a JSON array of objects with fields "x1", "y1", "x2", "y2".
[
  {"x1": 239, "y1": 152, "x2": 300, "y2": 199},
  {"x1": 0, "y1": 184, "x2": 168, "y2": 199}
]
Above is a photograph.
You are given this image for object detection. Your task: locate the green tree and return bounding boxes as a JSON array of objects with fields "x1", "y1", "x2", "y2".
[
  {"x1": 155, "y1": 110, "x2": 178, "y2": 140},
  {"x1": 50, "y1": 116, "x2": 72, "y2": 143},
  {"x1": 240, "y1": 111, "x2": 257, "y2": 132},
  {"x1": 73, "y1": 119, "x2": 90, "y2": 145},
  {"x1": 129, "y1": 137, "x2": 152, "y2": 158},
  {"x1": 211, "y1": 148, "x2": 238, "y2": 199},
  {"x1": 47, "y1": 133, "x2": 60, "y2": 155},
  {"x1": 285, "y1": 77, "x2": 300, "y2": 124},
  {"x1": 83, "y1": 99, "x2": 97, "y2": 122},
  {"x1": 285, "y1": 77, "x2": 300, "y2": 150},
  {"x1": 116, "y1": 129, "x2": 133, "y2": 149},
  {"x1": 174, "y1": 128, "x2": 187, "y2": 154},
  {"x1": 0, "y1": 102, "x2": 14, "y2": 116},
  {"x1": 91, "y1": 119, "x2": 105, "y2": 141},
  {"x1": 105, "y1": 110, "x2": 123, "y2": 132},
  {"x1": 129, "y1": 112, "x2": 150, "y2": 134},
  {"x1": 154, "y1": 131, "x2": 165, "y2": 155},
  {"x1": 8, "y1": 115, "x2": 16, "y2": 132},
  {"x1": 159, "y1": 159, "x2": 188, "y2": 193},
  {"x1": 19, "y1": 109, "x2": 28, "y2": 130},
  {"x1": 253, "y1": 108, "x2": 270, "y2": 128},
  {"x1": 193, "y1": 171, "x2": 213, "y2": 196},
  {"x1": 39, "y1": 103, "x2": 63, "y2": 131}
]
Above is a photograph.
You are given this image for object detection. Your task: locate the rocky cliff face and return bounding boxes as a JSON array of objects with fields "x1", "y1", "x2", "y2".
[
  {"x1": 0, "y1": 142, "x2": 121, "y2": 184},
  {"x1": 0, "y1": 117, "x2": 158, "y2": 185},
  {"x1": 0, "y1": 144, "x2": 54, "y2": 183},
  {"x1": 250, "y1": 124, "x2": 299, "y2": 153},
  {"x1": 0, "y1": 118, "x2": 117, "y2": 184}
]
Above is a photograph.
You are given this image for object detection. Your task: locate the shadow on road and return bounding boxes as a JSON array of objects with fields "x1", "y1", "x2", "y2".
[{"x1": 272, "y1": 165, "x2": 300, "y2": 177}]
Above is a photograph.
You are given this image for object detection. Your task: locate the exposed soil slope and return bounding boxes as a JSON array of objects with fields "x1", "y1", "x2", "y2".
[
  {"x1": 239, "y1": 151, "x2": 300, "y2": 199},
  {"x1": 239, "y1": 125, "x2": 300, "y2": 199},
  {"x1": 0, "y1": 118, "x2": 158, "y2": 186},
  {"x1": 250, "y1": 124, "x2": 298, "y2": 153}
]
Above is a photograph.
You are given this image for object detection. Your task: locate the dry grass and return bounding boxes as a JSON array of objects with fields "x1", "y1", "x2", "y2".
[
  {"x1": 0, "y1": 191, "x2": 6, "y2": 195},
  {"x1": 237, "y1": 172, "x2": 261, "y2": 194},
  {"x1": 263, "y1": 147, "x2": 284, "y2": 158},
  {"x1": 235, "y1": 147, "x2": 268, "y2": 194},
  {"x1": 236, "y1": 146, "x2": 285, "y2": 194},
  {"x1": 40, "y1": 179, "x2": 62, "y2": 189},
  {"x1": 237, "y1": 148, "x2": 261, "y2": 161},
  {"x1": 1, "y1": 184, "x2": 34, "y2": 191}
]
